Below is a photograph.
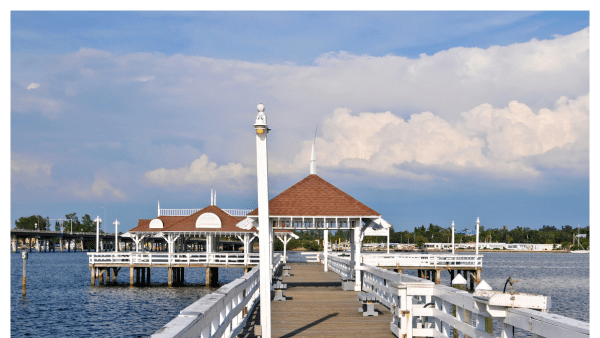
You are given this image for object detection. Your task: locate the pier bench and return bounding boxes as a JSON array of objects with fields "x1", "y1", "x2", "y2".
[
  {"x1": 357, "y1": 292, "x2": 379, "y2": 316},
  {"x1": 283, "y1": 265, "x2": 291, "y2": 276},
  {"x1": 273, "y1": 281, "x2": 287, "y2": 301}
]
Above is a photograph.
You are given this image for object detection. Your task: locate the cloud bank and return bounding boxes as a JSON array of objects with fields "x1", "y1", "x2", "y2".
[{"x1": 11, "y1": 28, "x2": 589, "y2": 199}]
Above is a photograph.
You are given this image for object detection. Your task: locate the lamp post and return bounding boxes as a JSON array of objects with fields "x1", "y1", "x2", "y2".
[
  {"x1": 476, "y1": 217, "x2": 480, "y2": 255},
  {"x1": 254, "y1": 103, "x2": 272, "y2": 338},
  {"x1": 452, "y1": 221, "x2": 455, "y2": 255},
  {"x1": 113, "y1": 219, "x2": 120, "y2": 252},
  {"x1": 95, "y1": 216, "x2": 102, "y2": 252}
]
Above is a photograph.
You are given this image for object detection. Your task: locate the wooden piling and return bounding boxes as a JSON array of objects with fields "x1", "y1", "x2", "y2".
[
  {"x1": 168, "y1": 267, "x2": 173, "y2": 287},
  {"x1": 206, "y1": 267, "x2": 219, "y2": 287},
  {"x1": 129, "y1": 267, "x2": 134, "y2": 286},
  {"x1": 91, "y1": 268, "x2": 96, "y2": 286}
]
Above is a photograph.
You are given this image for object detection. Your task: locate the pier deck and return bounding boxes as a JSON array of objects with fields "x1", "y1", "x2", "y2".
[{"x1": 239, "y1": 263, "x2": 394, "y2": 338}]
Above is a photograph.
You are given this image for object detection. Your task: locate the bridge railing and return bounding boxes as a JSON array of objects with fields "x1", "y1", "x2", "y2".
[
  {"x1": 88, "y1": 252, "x2": 260, "y2": 266},
  {"x1": 325, "y1": 258, "x2": 589, "y2": 338},
  {"x1": 151, "y1": 253, "x2": 281, "y2": 338}
]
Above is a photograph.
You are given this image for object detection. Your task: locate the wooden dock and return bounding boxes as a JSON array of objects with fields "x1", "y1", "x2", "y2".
[{"x1": 238, "y1": 263, "x2": 394, "y2": 338}]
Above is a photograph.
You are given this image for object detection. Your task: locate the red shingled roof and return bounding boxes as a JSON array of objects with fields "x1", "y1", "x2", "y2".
[
  {"x1": 248, "y1": 174, "x2": 379, "y2": 217},
  {"x1": 130, "y1": 206, "x2": 255, "y2": 233},
  {"x1": 130, "y1": 216, "x2": 187, "y2": 232}
]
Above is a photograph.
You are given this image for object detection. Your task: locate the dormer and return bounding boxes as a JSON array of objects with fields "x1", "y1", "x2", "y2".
[{"x1": 195, "y1": 212, "x2": 222, "y2": 228}]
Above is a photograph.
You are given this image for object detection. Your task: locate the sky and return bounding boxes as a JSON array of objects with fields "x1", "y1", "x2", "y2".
[{"x1": 8, "y1": 11, "x2": 591, "y2": 235}]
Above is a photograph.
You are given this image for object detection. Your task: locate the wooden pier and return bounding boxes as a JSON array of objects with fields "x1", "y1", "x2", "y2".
[{"x1": 238, "y1": 263, "x2": 394, "y2": 338}]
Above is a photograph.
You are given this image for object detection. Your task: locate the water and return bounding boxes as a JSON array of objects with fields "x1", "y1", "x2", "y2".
[
  {"x1": 11, "y1": 251, "x2": 588, "y2": 337},
  {"x1": 10, "y1": 251, "x2": 244, "y2": 337}
]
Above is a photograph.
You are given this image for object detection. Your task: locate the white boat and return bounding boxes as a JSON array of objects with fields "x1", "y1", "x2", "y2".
[{"x1": 570, "y1": 250, "x2": 590, "y2": 254}]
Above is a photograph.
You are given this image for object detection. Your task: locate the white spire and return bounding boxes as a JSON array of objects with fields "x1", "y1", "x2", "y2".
[
  {"x1": 157, "y1": 198, "x2": 160, "y2": 217},
  {"x1": 214, "y1": 190, "x2": 217, "y2": 206},
  {"x1": 211, "y1": 188, "x2": 214, "y2": 206},
  {"x1": 310, "y1": 127, "x2": 317, "y2": 175}
]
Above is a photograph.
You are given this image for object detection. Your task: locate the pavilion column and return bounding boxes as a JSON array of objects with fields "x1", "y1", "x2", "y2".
[
  {"x1": 354, "y1": 220, "x2": 363, "y2": 291},
  {"x1": 324, "y1": 229, "x2": 329, "y2": 272}
]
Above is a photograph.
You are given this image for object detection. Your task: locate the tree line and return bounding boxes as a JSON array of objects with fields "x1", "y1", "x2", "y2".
[
  {"x1": 14, "y1": 213, "x2": 104, "y2": 233},
  {"x1": 274, "y1": 223, "x2": 590, "y2": 251}
]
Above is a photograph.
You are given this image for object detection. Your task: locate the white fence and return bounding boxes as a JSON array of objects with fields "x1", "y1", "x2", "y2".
[
  {"x1": 158, "y1": 209, "x2": 252, "y2": 217},
  {"x1": 152, "y1": 254, "x2": 282, "y2": 338},
  {"x1": 325, "y1": 255, "x2": 589, "y2": 338},
  {"x1": 338, "y1": 252, "x2": 483, "y2": 268},
  {"x1": 88, "y1": 252, "x2": 260, "y2": 266}
]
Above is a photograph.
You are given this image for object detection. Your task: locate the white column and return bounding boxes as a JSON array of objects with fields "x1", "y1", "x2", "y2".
[
  {"x1": 95, "y1": 216, "x2": 102, "y2": 252},
  {"x1": 476, "y1": 217, "x2": 480, "y2": 255},
  {"x1": 113, "y1": 219, "x2": 120, "y2": 252},
  {"x1": 387, "y1": 228, "x2": 390, "y2": 254},
  {"x1": 255, "y1": 103, "x2": 272, "y2": 338},
  {"x1": 283, "y1": 235, "x2": 288, "y2": 263},
  {"x1": 354, "y1": 219, "x2": 363, "y2": 291},
  {"x1": 452, "y1": 221, "x2": 455, "y2": 255},
  {"x1": 324, "y1": 229, "x2": 329, "y2": 271}
]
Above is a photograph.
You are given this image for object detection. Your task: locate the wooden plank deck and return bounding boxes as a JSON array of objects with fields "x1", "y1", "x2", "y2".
[{"x1": 238, "y1": 263, "x2": 394, "y2": 338}]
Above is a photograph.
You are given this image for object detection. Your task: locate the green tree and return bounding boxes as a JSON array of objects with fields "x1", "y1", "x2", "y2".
[{"x1": 14, "y1": 215, "x2": 47, "y2": 230}]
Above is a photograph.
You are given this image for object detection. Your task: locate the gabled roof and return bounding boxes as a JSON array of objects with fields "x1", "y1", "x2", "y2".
[{"x1": 248, "y1": 174, "x2": 379, "y2": 217}]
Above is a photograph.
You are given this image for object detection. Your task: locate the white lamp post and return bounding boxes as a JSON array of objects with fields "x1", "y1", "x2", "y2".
[
  {"x1": 255, "y1": 103, "x2": 272, "y2": 338},
  {"x1": 452, "y1": 221, "x2": 455, "y2": 255},
  {"x1": 476, "y1": 217, "x2": 480, "y2": 255},
  {"x1": 113, "y1": 219, "x2": 120, "y2": 252},
  {"x1": 95, "y1": 216, "x2": 102, "y2": 252}
]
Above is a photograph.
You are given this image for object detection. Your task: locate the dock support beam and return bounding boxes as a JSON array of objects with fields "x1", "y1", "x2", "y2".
[
  {"x1": 130, "y1": 267, "x2": 134, "y2": 286},
  {"x1": 206, "y1": 267, "x2": 218, "y2": 287}
]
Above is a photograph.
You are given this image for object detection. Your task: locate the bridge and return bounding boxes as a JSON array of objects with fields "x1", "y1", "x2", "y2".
[
  {"x1": 10, "y1": 229, "x2": 245, "y2": 254},
  {"x1": 151, "y1": 252, "x2": 589, "y2": 338}
]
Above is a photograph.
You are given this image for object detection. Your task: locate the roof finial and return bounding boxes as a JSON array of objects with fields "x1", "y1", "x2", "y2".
[
  {"x1": 211, "y1": 188, "x2": 214, "y2": 206},
  {"x1": 157, "y1": 197, "x2": 160, "y2": 217},
  {"x1": 214, "y1": 190, "x2": 217, "y2": 206},
  {"x1": 310, "y1": 127, "x2": 317, "y2": 175}
]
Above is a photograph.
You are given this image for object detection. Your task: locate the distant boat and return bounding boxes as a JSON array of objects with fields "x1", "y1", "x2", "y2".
[{"x1": 570, "y1": 250, "x2": 590, "y2": 254}]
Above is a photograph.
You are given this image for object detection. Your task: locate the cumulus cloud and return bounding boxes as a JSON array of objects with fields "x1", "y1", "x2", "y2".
[
  {"x1": 69, "y1": 177, "x2": 126, "y2": 200},
  {"x1": 27, "y1": 83, "x2": 40, "y2": 90},
  {"x1": 11, "y1": 154, "x2": 55, "y2": 187},
  {"x1": 290, "y1": 94, "x2": 588, "y2": 180},
  {"x1": 144, "y1": 154, "x2": 254, "y2": 190}
]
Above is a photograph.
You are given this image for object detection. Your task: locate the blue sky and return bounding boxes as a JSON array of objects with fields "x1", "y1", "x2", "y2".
[{"x1": 9, "y1": 11, "x2": 590, "y2": 234}]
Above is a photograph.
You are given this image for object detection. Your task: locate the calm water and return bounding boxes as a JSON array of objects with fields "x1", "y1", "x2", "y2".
[
  {"x1": 11, "y1": 251, "x2": 588, "y2": 337},
  {"x1": 10, "y1": 251, "x2": 244, "y2": 337}
]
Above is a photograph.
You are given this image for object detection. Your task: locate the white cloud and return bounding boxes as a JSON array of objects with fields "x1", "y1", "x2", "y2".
[
  {"x1": 290, "y1": 94, "x2": 588, "y2": 180},
  {"x1": 11, "y1": 154, "x2": 55, "y2": 187},
  {"x1": 144, "y1": 154, "x2": 254, "y2": 190},
  {"x1": 27, "y1": 83, "x2": 40, "y2": 90},
  {"x1": 69, "y1": 177, "x2": 126, "y2": 200}
]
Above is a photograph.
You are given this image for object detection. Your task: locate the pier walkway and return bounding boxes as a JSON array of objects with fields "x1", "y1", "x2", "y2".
[{"x1": 238, "y1": 262, "x2": 394, "y2": 338}]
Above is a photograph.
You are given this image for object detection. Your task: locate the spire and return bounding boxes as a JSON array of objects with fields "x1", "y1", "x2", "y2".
[
  {"x1": 310, "y1": 127, "x2": 317, "y2": 175},
  {"x1": 214, "y1": 190, "x2": 217, "y2": 206},
  {"x1": 211, "y1": 188, "x2": 214, "y2": 206},
  {"x1": 157, "y1": 198, "x2": 160, "y2": 217}
]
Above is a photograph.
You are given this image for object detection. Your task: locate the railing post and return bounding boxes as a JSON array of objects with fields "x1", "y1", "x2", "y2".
[{"x1": 501, "y1": 323, "x2": 514, "y2": 338}]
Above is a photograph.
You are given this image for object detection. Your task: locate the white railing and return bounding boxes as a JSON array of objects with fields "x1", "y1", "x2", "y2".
[
  {"x1": 325, "y1": 259, "x2": 589, "y2": 338},
  {"x1": 359, "y1": 252, "x2": 483, "y2": 268},
  {"x1": 152, "y1": 254, "x2": 281, "y2": 338},
  {"x1": 88, "y1": 252, "x2": 260, "y2": 266},
  {"x1": 158, "y1": 208, "x2": 252, "y2": 217},
  {"x1": 324, "y1": 254, "x2": 353, "y2": 280}
]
